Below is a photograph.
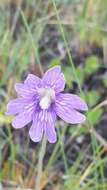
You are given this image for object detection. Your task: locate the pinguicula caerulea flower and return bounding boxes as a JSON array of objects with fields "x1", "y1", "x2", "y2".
[{"x1": 6, "y1": 66, "x2": 88, "y2": 143}]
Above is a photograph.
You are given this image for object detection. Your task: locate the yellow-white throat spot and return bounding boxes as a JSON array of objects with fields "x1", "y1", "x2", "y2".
[{"x1": 38, "y1": 87, "x2": 55, "y2": 109}]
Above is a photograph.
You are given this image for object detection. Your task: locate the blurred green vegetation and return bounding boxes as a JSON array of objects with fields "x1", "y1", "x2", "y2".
[{"x1": 0, "y1": 0, "x2": 107, "y2": 189}]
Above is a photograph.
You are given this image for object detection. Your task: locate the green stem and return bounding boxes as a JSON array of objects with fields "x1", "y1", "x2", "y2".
[
  {"x1": 35, "y1": 135, "x2": 47, "y2": 190},
  {"x1": 57, "y1": 127, "x2": 68, "y2": 172},
  {"x1": 51, "y1": 0, "x2": 83, "y2": 95}
]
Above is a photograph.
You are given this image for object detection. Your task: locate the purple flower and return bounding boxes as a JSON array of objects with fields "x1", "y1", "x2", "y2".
[{"x1": 6, "y1": 66, "x2": 88, "y2": 143}]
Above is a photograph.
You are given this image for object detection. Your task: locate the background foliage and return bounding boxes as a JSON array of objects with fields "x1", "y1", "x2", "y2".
[{"x1": 0, "y1": 0, "x2": 107, "y2": 189}]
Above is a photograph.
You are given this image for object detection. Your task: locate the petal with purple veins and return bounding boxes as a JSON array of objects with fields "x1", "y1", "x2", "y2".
[
  {"x1": 56, "y1": 93, "x2": 88, "y2": 111},
  {"x1": 24, "y1": 74, "x2": 41, "y2": 89},
  {"x1": 29, "y1": 113, "x2": 43, "y2": 142},
  {"x1": 15, "y1": 83, "x2": 35, "y2": 98},
  {"x1": 6, "y1": 98, "x2": 30, "y2": 115},
  {"x1": 53, "y1": 73, "x2": 65, "y2": 93},
  {"x1": 55, "y1": 94, "x2": 87, "y2": 124},
  {"x1": 42, "y1": 66, "x2": 61, "y2": 85},
  {"x1": 42, "y1": 66, "x2": 65, "y2": 93},
  {"x1": 12, "y1": 107, "x2": 35, "y2": 128},
  {"x1": 29, "y1": 110, "x2": 57, "y2": 143},
  {"x1": 45, "y1": 111, "x2": 57, "y2": 143}
]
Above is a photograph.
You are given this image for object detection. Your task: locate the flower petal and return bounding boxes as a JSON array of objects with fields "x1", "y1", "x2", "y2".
[
  {"x1": 12, "y1": 108, "x2": 34, "y2": 128},
  {"x1": 15, "y1": 83, "x2": 35, "y2": 98},
  {"x1": 29, "y1": 110, "x2": 57, "y2": 143},
  {"x1": 6, "y1": 98, "x2": 29, "y2": 115},
  {"x1": 29, "y1": 113, "x2": 43, "y2": 142},
  {"x1": 42, "y1": 66, "x2": 61, "y2": 84},
  {"x1": 24, "y1": 74, "x2": 41, "y2": 88},
  {"x1": 55, "y1": 94, "x2": 86, "y2": 124},
  {"x1": 53, "y1": 73, "x2": 65, "y2": 93},
  {"x1": 42, "y1": 66, "x2": 65, "y2": 93},
  {"x1": 56, "y1": 93, "x2": 88, "y2": 111},
  {"x1": 45, "y1": 111, "x2": 57, "y2": 143}
]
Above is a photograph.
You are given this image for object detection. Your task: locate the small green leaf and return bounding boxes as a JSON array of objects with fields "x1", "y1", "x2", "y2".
[
  {"x1": 75, "y1": 67, "x2": 85, "y2": 86},
  {"x1": 63, "y1": 66, "x2": 85, "y2": 87},
  {"x1": 48, "y1": 59, "x2": 61, "y2": 69},
  {"x1": 85, "y1": 56, "x2": 99, "y2": 75},
  {"x1": 103, "y1": 77, "x2": 107, "y2": 87},
  {"x1": 87, "y1": 109, "x2": 102, "y2": 125},
  {"x1": 63, "y1": 66, "x2": 73, "y2": 87},
  {"x1": 84, "y1": 90, "x2": 100, "y2": 107},
  {"x1": 0, "y1": 170, "x2": 4, "y2": 180},
  {"x1": 0, "y1": 113, "x2": 12, "y2": 124},
  {"x1": 69, "y1": 125, "x2": 88, "y2": 135}
]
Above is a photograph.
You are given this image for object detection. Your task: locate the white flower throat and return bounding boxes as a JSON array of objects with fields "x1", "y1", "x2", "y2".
[{"x1": 38, "y1": 87, "x2": 55, "y2": 109}]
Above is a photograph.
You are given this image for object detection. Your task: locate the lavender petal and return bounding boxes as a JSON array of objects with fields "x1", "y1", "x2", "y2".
[
  {"x1": 24, "y1": 74, "x2": 41, "y2": 89},
  {"x1": 29, "y1": 113, "x2": 43, "y2": 142},
  {"x1": 42, "y1": 66, "x2": 65, "y2": 93},
  {"x1": 15, "y1": 83, "x2": 35, "y2": 98},
  {"x1": 53, "y1": 73, "x2": 65, "y2": 93},
  {"x1": 45, "y1": 111, "x2": 57, "y2": 143},
  {"x1": 6, "y1": 98, "x2": 29, "y2": 115},
  {"x1": 55, "y1": 94, "x2": 86, "y2": 124},
  {"x1": 56, "y1": 93, "x2": 88, "y2": 111},
  {"x1": 29, "y1": 110, "x2": 57, "y2": 143},
  {"x1": 12, "y1": 108, "x2": 34, "y2": 128}
]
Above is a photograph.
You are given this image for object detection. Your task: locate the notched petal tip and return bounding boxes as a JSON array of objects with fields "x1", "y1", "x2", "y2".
[
  {"x1": 12, "y1": 119, "x2": 19, "y2": 129},
  {"x1": 77, "y1": 114, "x2": 86, "y2": 124},
  {"x1": 42, "y1": 65, "x2": 65, "y2": 93},
  {"x1": 11, "y1": 110, "x2": 33, "y2": 129},
  {"x1": 29, "y1": 131, "x2": 42, "y2": 143},
  {"x1": 83, "y1": 103, "x2": 88, "y2": 111},
  {"x1": 46, "y1": 129, "x2": 57, "y2": 143},
  {"x1": 48, "y1": 137, "x2": 57, "y2": 144},
  {"x1": 12, "y1": 118, "x2": 26, "y2": 129},
  {"x1": 5, "y1": 103, "x2": 10, "y2": 115},
  {"x1": 54, "y1": 73, "x2": 66, "y2": 93},
  {"x1": 14, "y1": 83, "x2": 22, "y2": 92},
  {"x1": 24, "y1": 73, "x2": 41, "y2": 86},
  {"x1": 76, "y1": 101, "x2": 88, "y2": 112},
  {"x1": 5, "y1": 111, "x2": 10, "y2": 116},
  {"x1": 24, "y1": 74, "x2": 35, "y2": 83},
  {"x1": 61, "y1": 73, "x2": 66, "y2": 81},
  {"x1": 26, "y1": 73, "x2": 36, "y2": 78},
  {"x1": 5, "y1": 102, "x2": 14, "y2": 116},
  {"x1": 47, "y1": 65, "x2": 61, "y2": 72},
  {"x1": 72, "y1": 95, "x2": 88, "y2": 111},
  {"x1": 29, "y1": 114, "x2": 43, "y2": 143}
]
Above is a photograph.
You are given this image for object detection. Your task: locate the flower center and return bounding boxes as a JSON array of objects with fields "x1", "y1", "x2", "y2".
[{"x1": 37, "y1": 87, "x2": 55, "y2": 109}]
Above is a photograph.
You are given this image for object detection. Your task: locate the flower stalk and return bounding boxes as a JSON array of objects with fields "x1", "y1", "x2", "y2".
[{"x1": 35, "y1": 135, "x2": 47, "y2": 190}]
